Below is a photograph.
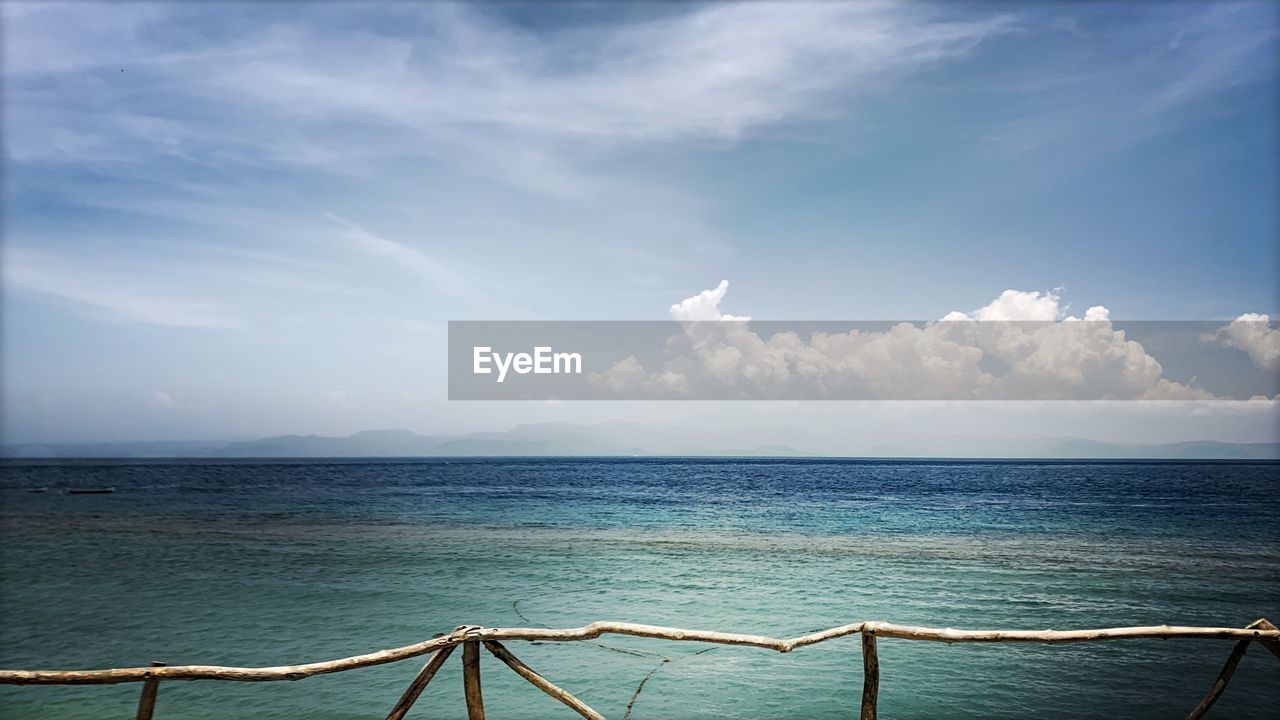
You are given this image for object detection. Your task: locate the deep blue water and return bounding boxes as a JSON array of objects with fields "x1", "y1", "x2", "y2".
[{"x1": 1, "y1": 458, "x2": 1278, "y2": 719}]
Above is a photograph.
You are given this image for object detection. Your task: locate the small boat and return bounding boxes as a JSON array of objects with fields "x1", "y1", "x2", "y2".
[
  {"x1": 66, "y1": 487, "x2": 115, "y2": 495},
  {"x1": 27, "y1": 487, "x2": 48, "y2": 493}
]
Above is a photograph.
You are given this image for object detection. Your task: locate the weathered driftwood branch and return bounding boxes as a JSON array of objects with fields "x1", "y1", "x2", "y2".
[
  {"x1": 1251, "y1": 618, "x2": 1280, "y2": 660},
  {"x1": 134, "y1": 661, "x2": 164, "y2": 720},
  {"x1": 1183, "y1": 618, "x2": 1274, "y2": 720},
  {"x1": 384, "y1": 646, "x2": 454, "y2": 720},
  {"x1": 463, "y1": 640, "x2": 485, "y2": 720},
  {"x1": 857, "y1": 621, "x2": 1278, "y2": 645},
  {"x1": 2, "y1": 620, "x2": 1276, "y2": 685},
  {"x1": 860, "y1": 635, "x2": 878, "y2": 720},
  {"x1": 485, "y1": 621, "x2": 806, "y2": 651},
  {"x1": 483, "y1": 640, "x2": 605, "y2": 720},
  {"x1": 1184, "y1": 637, "x2": 1251, "y2": 720},
  {"x1": 0, "y1": 628, "x2": 469, "y2": 685}
]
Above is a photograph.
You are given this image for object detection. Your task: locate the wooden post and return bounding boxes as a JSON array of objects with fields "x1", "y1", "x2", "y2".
[
  {"x1": 483, "y1": 640, "x2": 605, "y2": 720},
  {"x1": 1251, "y1": 618, "x2": 1280, "y2": 660},
  {"x1": 1184, "y1": 638, "x2": 1250, "y2": 720},
  {"x1": 1184, "y1": 619, "x2": 1278, "y2": 720},
  {"x1": 860, "y1": 633, "x2": 878, "y2": 720},
  {"x1": 135, "y1": 661, "x2": 165, "y2": 720},
  {"x1": 463, "y1": 641, "x2": 485, "y2": 720},
  {"x1": 385, "y1": 646, "x2": 455, "y2": 720}
]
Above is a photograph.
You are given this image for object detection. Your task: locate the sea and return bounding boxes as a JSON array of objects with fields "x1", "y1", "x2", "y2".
[{"x1": 1, "y1": 458, "x2": 1277, "y2": 719}]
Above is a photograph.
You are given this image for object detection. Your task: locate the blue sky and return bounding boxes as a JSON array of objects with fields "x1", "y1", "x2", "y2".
[{"x1": 2, "y1": 1, "x2": 1278, "y2": 445}]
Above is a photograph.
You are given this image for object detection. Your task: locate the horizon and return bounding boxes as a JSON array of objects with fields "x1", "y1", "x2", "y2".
[{"x1": 6, "y1": 420, "x2": 1279, "y2": 461}]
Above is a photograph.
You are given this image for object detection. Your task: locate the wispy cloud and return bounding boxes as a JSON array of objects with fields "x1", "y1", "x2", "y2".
[
  {"x1": 3, "y1": 1, "x2": 1015, "y2": 192},
  {"x1": 323, "y1": 212, "x2": 520, "y2": 317},
  {"x1": 7, "y1": 0, "x2": 1267, "y2": 210},
  {"x1": 146, "y1": 390, "x2": 176, "y2": 409},
  {"x1": 2, "y1": 246, "x2": 240, "y2": 328},
  {"x1": 325, "y1": 212, "x2": 459, "y2": 288},
  {"x1": 980, "y1": 2, "x2": 1276, "y2": 157}
]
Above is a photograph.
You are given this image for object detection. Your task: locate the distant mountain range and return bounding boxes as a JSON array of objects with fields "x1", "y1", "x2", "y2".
[{"x1": 4, "y1": 423, "x2": 1278, "y2": 459}]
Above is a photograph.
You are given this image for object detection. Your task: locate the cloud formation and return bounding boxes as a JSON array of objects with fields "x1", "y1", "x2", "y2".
[
  {"x1": 1206, "y1": 313, "x2": 1280, "y2": 370},
  {"x1": 1, "y1": 246, "x2": 239, "y2": 329},
  {"x1": 146, "y1": 390, "x2": 175, "y2": 409},
  {"x1": 595, "y1": 284, "x2": 1219, "y2": 400},
  {"x1": 941, "y1": 288, "x2": 1110, "y2": 323},
  {"x1": 2, "y1": 2, "x2": 1016, "y2": 196},
  {"x1": 669, "y1": 279, "x2": 749, "y2": 321}
]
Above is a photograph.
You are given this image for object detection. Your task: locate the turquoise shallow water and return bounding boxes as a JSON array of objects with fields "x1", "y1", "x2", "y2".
[{"x1": 1, "y1": 458, "x2": 1278, "y2": 719}]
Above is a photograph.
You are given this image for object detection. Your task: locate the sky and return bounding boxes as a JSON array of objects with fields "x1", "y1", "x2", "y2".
[{"x1": 2, "y1": 0, "x2": 1278, "y2": 447}]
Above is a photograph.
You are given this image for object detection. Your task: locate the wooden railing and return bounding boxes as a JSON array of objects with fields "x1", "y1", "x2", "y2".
[{"x1": 2, "y1": 619, "x2": 1277, "y2": 719}]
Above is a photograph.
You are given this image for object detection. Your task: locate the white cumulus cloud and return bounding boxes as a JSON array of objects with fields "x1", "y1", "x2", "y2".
[
  {"x1": 1206, "y1": 313, "x2": 1280, "y2": 370},
  {"x1": 942, "y1": 288, "x2": 1112, "y2": 323},
  {"x1": 594, "y1": 283, "x2": 1215, "y2": 400},
  {"x1": 669, "y1": 279, "x2": 750, "y2": 321}
]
